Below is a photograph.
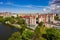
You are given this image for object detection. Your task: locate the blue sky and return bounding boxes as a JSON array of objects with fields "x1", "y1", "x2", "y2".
[{"x1": 0, "y1": 0, "x2": 52, "y2": 13}]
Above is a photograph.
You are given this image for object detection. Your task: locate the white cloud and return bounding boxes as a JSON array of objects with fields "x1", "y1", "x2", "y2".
[
  {"x1": 0, "y1": 2, "x2": 50, "y2": 13},
  {"x1": 1, "y1": 2, "x2": 51, "y2": 13},
  {"x1": 4, "y1": 2, "x2": 49, "y2": 8},
  {"x1": 5, "y1": 2, "x2": 32, "y2": 8},
  {"x1": 49, "y1": 0, "x2": 60, "y2": 13},
  {"x1": 43, "y1": 8, "x2": 47, "y2": 11},
  {"x1": 34, "y1": 6, "x2": 48, "y2": 8},
  {"x1": 57, "y1": 6, "x2": 60, "y2": 8},
  {"x1": 0, "y1": 2, "x2": 3, "y2": 4}
]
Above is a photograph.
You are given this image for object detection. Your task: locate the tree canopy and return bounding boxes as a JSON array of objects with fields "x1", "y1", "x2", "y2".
[{"x1": 8, "y1": 31, "x2": 22, "y2": 40}]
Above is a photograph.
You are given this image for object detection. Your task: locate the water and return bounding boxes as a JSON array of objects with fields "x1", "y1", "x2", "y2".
[{"x1": 0, "y1": 23, "x2": 18, "y2": 40}]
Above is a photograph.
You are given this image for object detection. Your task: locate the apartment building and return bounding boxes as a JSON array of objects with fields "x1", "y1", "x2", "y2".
[
  {"x1": 19, "y1": 13, "x2": 54, "y2": 27},
  {"x1": 0, "y1": 13, "x2": 3, "y2": 16},
  {"x1": 58, "y1": 14, "x2": 60, "y2": 19},
  {"x1": 38, "y1": 14, "x2": 48, "y2": 23},
  {"x1": 0, "y1": 12, "x2": 12, "y2": 17},
  {"x1": 20, "y1": 14, "x2": 36, "y2": 26},
  {"x1": 0, "y1": 12, "x2": 17, "y2": 17},
  {"x1": 38, "y1": 14, "x2": 54, "y2": 23}
]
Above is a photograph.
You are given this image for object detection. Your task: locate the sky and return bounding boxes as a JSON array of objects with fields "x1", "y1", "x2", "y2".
[
  {"x1": 50, "y1": 0, "x2": 60, "y2": 13},
  {"x1": 0, "y1": 0, "x2": 59, "y2": 13}
]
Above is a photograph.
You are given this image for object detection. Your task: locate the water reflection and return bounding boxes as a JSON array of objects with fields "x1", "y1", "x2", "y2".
[{"x1": 0, "y1": 23, "x2": 18, "y2": 40}]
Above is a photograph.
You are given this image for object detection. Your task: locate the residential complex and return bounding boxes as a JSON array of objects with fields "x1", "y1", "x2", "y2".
[
  {"x1": 0, "y1": 12, "x2": 17, "y2": 17},
  {"x1": 18, "y1": 13, "x2": 54, "y2": 28},
  {"x1": 0, "y1": 12, "x2": 60, "y2": 28}
]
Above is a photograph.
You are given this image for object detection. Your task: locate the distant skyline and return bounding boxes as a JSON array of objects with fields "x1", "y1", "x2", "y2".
[{"x1": 0, "y1": 0, "x2": 59, "y2": 13}]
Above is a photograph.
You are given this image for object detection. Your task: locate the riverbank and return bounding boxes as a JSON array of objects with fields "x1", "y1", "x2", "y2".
[{"x1": 0, "y1": 23, "x2": 19, "y2": 40}]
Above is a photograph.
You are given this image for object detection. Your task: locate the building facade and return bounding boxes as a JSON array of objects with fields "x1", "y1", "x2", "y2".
[
  {"x1": 38, "y1": 14, "x2": 54, "y2": 23},
  {"x1": 20, "y1": 14, "x2": 36, "y2": 26},
  {"x1": 19, "y1": 13, "x2": 54, "y2": 27}
]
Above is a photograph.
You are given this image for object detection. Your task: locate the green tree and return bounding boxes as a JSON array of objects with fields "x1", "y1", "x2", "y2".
[
  {"x1": 20, "y1": 24, "x2": 27, "y2": 34},
  {"x1": 38, "y1": 22, "x2": 44, "y2": 26},
  {"x1": 22, "y1": 29, "x2": 34, "y2": 40},
  {"x1": 34, "y1": 21, "x2": 47, "y2": 40},
  {"x1": 43, "y1": 28, "x2": 60, "y2": 40},
  {"x1": 17, "y1": 17, "x2": 26, "y2": 34},
  {"x1": 0, "y1": 16, "x2": 4, "y2": 22},
  {"x1": 18, "y1": 18, "x2": 25, "y2": 25},
  {"x1": 8, "y1": 31, "x2": 22, "y2": 40},
  {"x1": 34, "y1": 26, "x2": 47, "y2": 40},
  {"x1": 54, "y1": 16, "x2": 59, "y2": 20},
  {"x1": 4, "y1": 17, "x2": 15, "y2": 24}
]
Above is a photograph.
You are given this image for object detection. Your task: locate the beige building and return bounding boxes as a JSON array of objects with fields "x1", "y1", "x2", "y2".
[
  {"x1": 38, "y1": 14, "x2": 54, "y2": 23},
  {"x1": 19, "y1": 13, "x2": 54, "y2": 27},
  {"x1": 0, "y1": 12, "x2": 17, "y2": 17},
  {"x1": 19, "y1": 14, "x2": 37, "y2": 27}
]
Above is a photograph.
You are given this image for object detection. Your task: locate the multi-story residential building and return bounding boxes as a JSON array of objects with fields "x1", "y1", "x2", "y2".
[
  {"x1": 0, "y1": 12, "x2": 17, "y2": 17},
  {"x1": 0, "y1": 12, "x2": 12, "y2": 17},
  {"x1": 38, "y1": 14, "x2": 47, "y2": 23},
  {"x1": 20, "y1": 14, "x2": 36, "y2": 26},
  {"x1": 18, "y1": 13, "x2": 55, "y2": 29},
  {"x1": 58, "y1": 14, "x2": 60, "y2": 19},
  {"x1": 19, "y1": 13, "x2": 54, "y2": 27},
  {"x1": 3, "y1": 12, "x2": 12, "y2": 17},
  {"x1": 0, "y1": 12, "x2": 3, "y2": 16},
  {"x1": 38, "y1": 14, "x2": 54, "y2": 23}
]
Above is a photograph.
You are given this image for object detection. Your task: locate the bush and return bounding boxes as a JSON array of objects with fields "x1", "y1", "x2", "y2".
[
  {"x1": 8, "y1": 31, "x2": 22, "y2": 40},
  {"x1": 22, "y1": 29, "x2": 34, "y2": 40},
  {"x1": 43, "y1": 28, "x2": 60, "y2": 40}
]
